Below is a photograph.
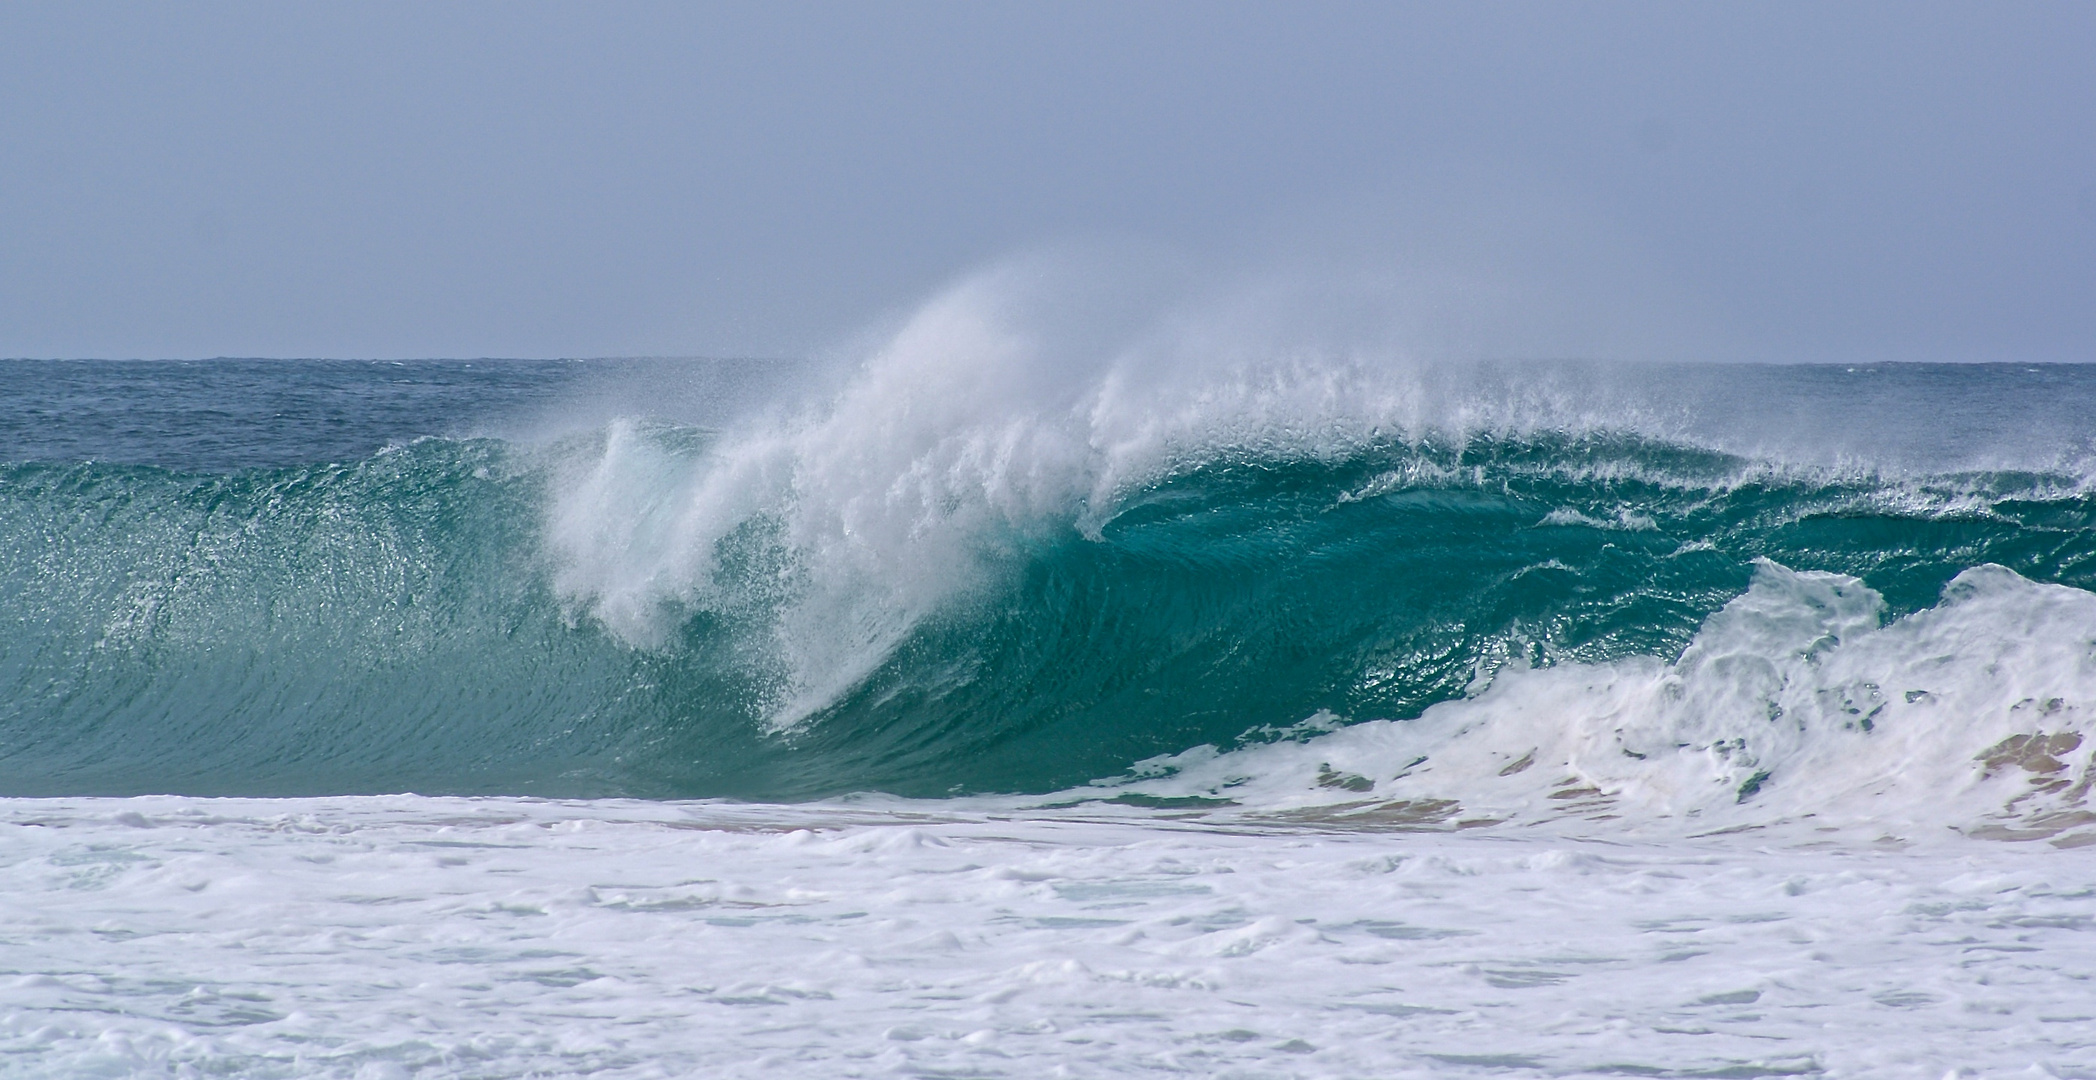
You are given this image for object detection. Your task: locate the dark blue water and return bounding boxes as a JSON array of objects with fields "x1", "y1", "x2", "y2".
[{"x1": 0, "y1": 358, "x2": 799, "y2": 473}]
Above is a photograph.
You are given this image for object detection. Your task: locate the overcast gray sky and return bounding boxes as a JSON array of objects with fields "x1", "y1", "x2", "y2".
[{"x1": 2, "y1": 2, "x2": 2092, "y2": 362}]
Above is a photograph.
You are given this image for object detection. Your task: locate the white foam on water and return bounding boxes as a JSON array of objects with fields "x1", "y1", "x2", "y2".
[
  {"x1": 0, "y1": 795, "x2": 2089, "y2": 1079},
  {"x1": 1111, "y1": 561, "x2": 2096, "y2": 848}
]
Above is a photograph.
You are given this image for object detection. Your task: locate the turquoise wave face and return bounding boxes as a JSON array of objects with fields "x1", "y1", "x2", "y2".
[{"x1": 2, "y1": 432, "x2": 2093, "y2": 799}]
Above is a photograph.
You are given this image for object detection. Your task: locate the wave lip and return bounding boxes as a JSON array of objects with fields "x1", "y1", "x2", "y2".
[{"x1": 539, "y1": 274, "x2": 2096, "y2": 756}]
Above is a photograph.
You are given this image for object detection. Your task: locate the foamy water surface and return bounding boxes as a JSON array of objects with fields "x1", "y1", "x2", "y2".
[{"x1": 2, "y1": 797, "x2": 2092, "y2": 1079}]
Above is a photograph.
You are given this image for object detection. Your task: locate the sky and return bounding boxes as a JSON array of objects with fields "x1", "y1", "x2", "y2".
[{"x1": 1, "y1": 1, "x2": 2092, "y2": 363}]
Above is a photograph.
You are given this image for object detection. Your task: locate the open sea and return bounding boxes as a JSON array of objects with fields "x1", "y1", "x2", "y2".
[{"x1": 3, "y1": 352, "x2": 2095, "y2": 1078}]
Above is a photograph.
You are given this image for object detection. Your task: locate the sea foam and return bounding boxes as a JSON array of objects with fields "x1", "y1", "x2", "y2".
[{"x1": 1114, "y1": 560, "x2": 2096, "y2": 843}]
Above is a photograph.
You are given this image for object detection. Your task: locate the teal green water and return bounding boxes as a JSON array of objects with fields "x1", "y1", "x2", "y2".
[{"x1": 4, "y1": 426, "x2": 2091, "y2": 799}]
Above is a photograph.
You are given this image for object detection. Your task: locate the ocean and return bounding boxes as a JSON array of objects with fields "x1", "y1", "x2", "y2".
[{"x1": 2, "y1": 353, "x2": 2094, "y2": 1077}]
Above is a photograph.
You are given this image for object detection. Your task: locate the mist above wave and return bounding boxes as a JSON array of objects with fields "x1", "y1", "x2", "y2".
[{"x1": 544, "y1": 258, "x2": 2096, "y2": 735}]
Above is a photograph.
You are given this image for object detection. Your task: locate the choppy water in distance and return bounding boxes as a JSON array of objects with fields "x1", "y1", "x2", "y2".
[{"x1": 0, "y1": 358, "x2": 798, "y2": 473}]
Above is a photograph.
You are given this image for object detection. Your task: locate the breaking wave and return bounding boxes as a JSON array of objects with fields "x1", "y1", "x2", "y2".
[{"x1": 4, "y1": 271, "x2": 2095, "y2": 840}]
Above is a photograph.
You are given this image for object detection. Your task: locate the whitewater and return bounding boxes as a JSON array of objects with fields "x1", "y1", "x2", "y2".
[{"x1": 5, "y1": 274, "x2": 2096, "y2": 1076}]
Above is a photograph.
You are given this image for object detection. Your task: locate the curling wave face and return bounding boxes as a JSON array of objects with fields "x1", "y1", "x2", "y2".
[{"x1": 4, "y1": 415, "x2": 2095, "y2": 822}]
